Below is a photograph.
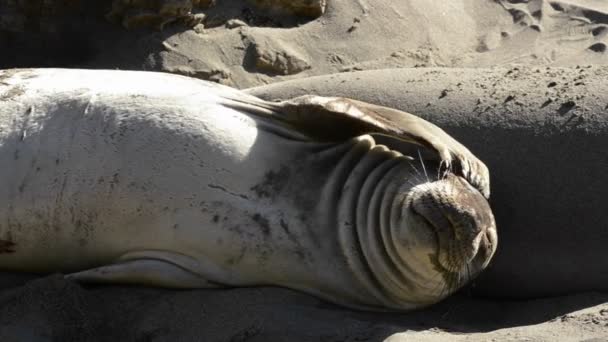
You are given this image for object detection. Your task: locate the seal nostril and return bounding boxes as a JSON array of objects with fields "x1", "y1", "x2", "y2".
[
  {"x1": 469, "y1": 229, "x2": 496, "y2": 269},
  {"x1": 484, "y1": 231, "x2": 492, "y2": 250}
]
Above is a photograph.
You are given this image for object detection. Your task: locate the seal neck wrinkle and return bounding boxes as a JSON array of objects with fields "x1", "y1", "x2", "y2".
[
  {"x1": 358, "y1": 158, "x2": 433, "y2": 309},
  {"x1": 330, "y1": 135, "x2": 426, "y2": 310}
]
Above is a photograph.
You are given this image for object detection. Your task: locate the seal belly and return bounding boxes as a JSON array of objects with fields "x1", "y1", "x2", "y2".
[{"x1": 0, "y1": 75, "x2": 322, "y2": 276}]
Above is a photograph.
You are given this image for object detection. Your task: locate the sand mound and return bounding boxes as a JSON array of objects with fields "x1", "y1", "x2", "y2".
[
  {"x1": 477, "y1": 0, "x2": 608, "y2": 66},
  {"x1": 2, "y1": 0, "x2": 608, "y2": 87},
  {"x1": 130, "y1": 0, "x2": 608, "y2": 86}
]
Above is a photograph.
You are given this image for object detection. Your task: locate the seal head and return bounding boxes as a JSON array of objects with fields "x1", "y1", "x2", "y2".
[{"x1": 396, "y1": 173, "x2": 497, "y2": 301}]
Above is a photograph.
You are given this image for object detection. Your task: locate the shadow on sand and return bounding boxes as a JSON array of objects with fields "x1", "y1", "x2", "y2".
[{"x1": 0, "y1": 273, "x2": 606, "y2": 341}]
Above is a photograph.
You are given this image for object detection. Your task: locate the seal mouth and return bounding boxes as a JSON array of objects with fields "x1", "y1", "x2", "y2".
[{"x1": 408, "y1": 204, "x2": 455, "y2": 270}]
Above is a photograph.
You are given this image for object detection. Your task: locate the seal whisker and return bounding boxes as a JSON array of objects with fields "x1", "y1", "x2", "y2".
[
  {"x1": 406, "y1": 175, "x2": 426, "y2": 188},
  {"x1": 417, "y1": 149, "x2": 430, "y2": 183},
  {"x1": 407, "y1": 160, "x2": 425, "y2": 181},
  {"x1": 406, "y1": 179, "x2": 418, "y2": 187}
]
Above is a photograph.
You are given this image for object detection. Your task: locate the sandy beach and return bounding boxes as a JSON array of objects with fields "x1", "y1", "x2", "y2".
[{"x1": 1, "y1": 0, "x2": 608, "y2": 341}]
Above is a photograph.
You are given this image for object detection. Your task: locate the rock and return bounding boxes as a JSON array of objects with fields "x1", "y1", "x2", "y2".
[
  {"x1": 0, "y1": 0, "x2": 84, "y2": 33},
  {"x1": 248, "y1": 36, "x2": 311, "y2": 75},
  {"x1": 166, "y1": 65, "x2": 231, "y2": 84},
  {"x1": 225, "y1": 19, "x2": 248, "y2": 29},
  {"x1": 106, "y1": 0, "x2": 215, "y2": 30},
  {"x1": 248, "y1": 0, "x2": 326, "y2": 18},
  {"x1": 476, "y1": 32, "x2": 502, "y2": 53},
  {"x1": 0, "y1": 0, "x2": 103, "y2": 68},
  {"x1": 193, "y1": 0, "x2": 215, "y2": 7},
  {"x1": 154, "y1": 39, "x2": 234, "y2": 85},
  {"x1": 0, "y1": 0, "x2": 217, "y2": 32}
]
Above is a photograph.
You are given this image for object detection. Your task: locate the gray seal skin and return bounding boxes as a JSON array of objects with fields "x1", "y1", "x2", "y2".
[{"x1": 0, "y1": 68, "x2": 496, "y2": 311}]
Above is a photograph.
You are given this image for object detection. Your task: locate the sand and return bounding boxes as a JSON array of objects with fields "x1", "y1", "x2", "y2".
[
  {"x1": 1, "y1": 0, "x2": 608, "y2": 341},
  {"x1": 1, "y1": 274, "x2": 608, "y2": 341},
  {"x1": 2, "y1": 0, "x2": 608, "y2": 87}
]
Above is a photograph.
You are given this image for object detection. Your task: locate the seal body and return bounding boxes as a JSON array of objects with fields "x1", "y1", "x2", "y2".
[{"x1": 0, "y1": 69, "x2": 496, "y2": 311}]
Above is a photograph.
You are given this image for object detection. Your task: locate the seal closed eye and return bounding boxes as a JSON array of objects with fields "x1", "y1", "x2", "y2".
[{"x1": 0, "y1": 68, "x2": 496, "y2": 311}]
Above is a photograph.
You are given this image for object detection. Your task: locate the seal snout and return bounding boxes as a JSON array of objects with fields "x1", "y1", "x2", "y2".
[{"x1": 407, "y1": 174, "x2": 497, "y2": 275}]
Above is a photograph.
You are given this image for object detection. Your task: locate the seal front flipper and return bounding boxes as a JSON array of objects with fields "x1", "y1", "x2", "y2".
[
  {"x1": 282, "y1": 96, "x2": 489, "y2": 198},
  {"x1": 65, "y1": 251, "x2": 221, "y2": 288},
  {"x1": 234, "y1": 95, "x2": 490, "y2": 198}
]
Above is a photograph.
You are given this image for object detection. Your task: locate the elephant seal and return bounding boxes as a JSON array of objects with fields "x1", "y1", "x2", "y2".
[{"x1": 0, "y1": 68, "x2": 496, "y2": 311}]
